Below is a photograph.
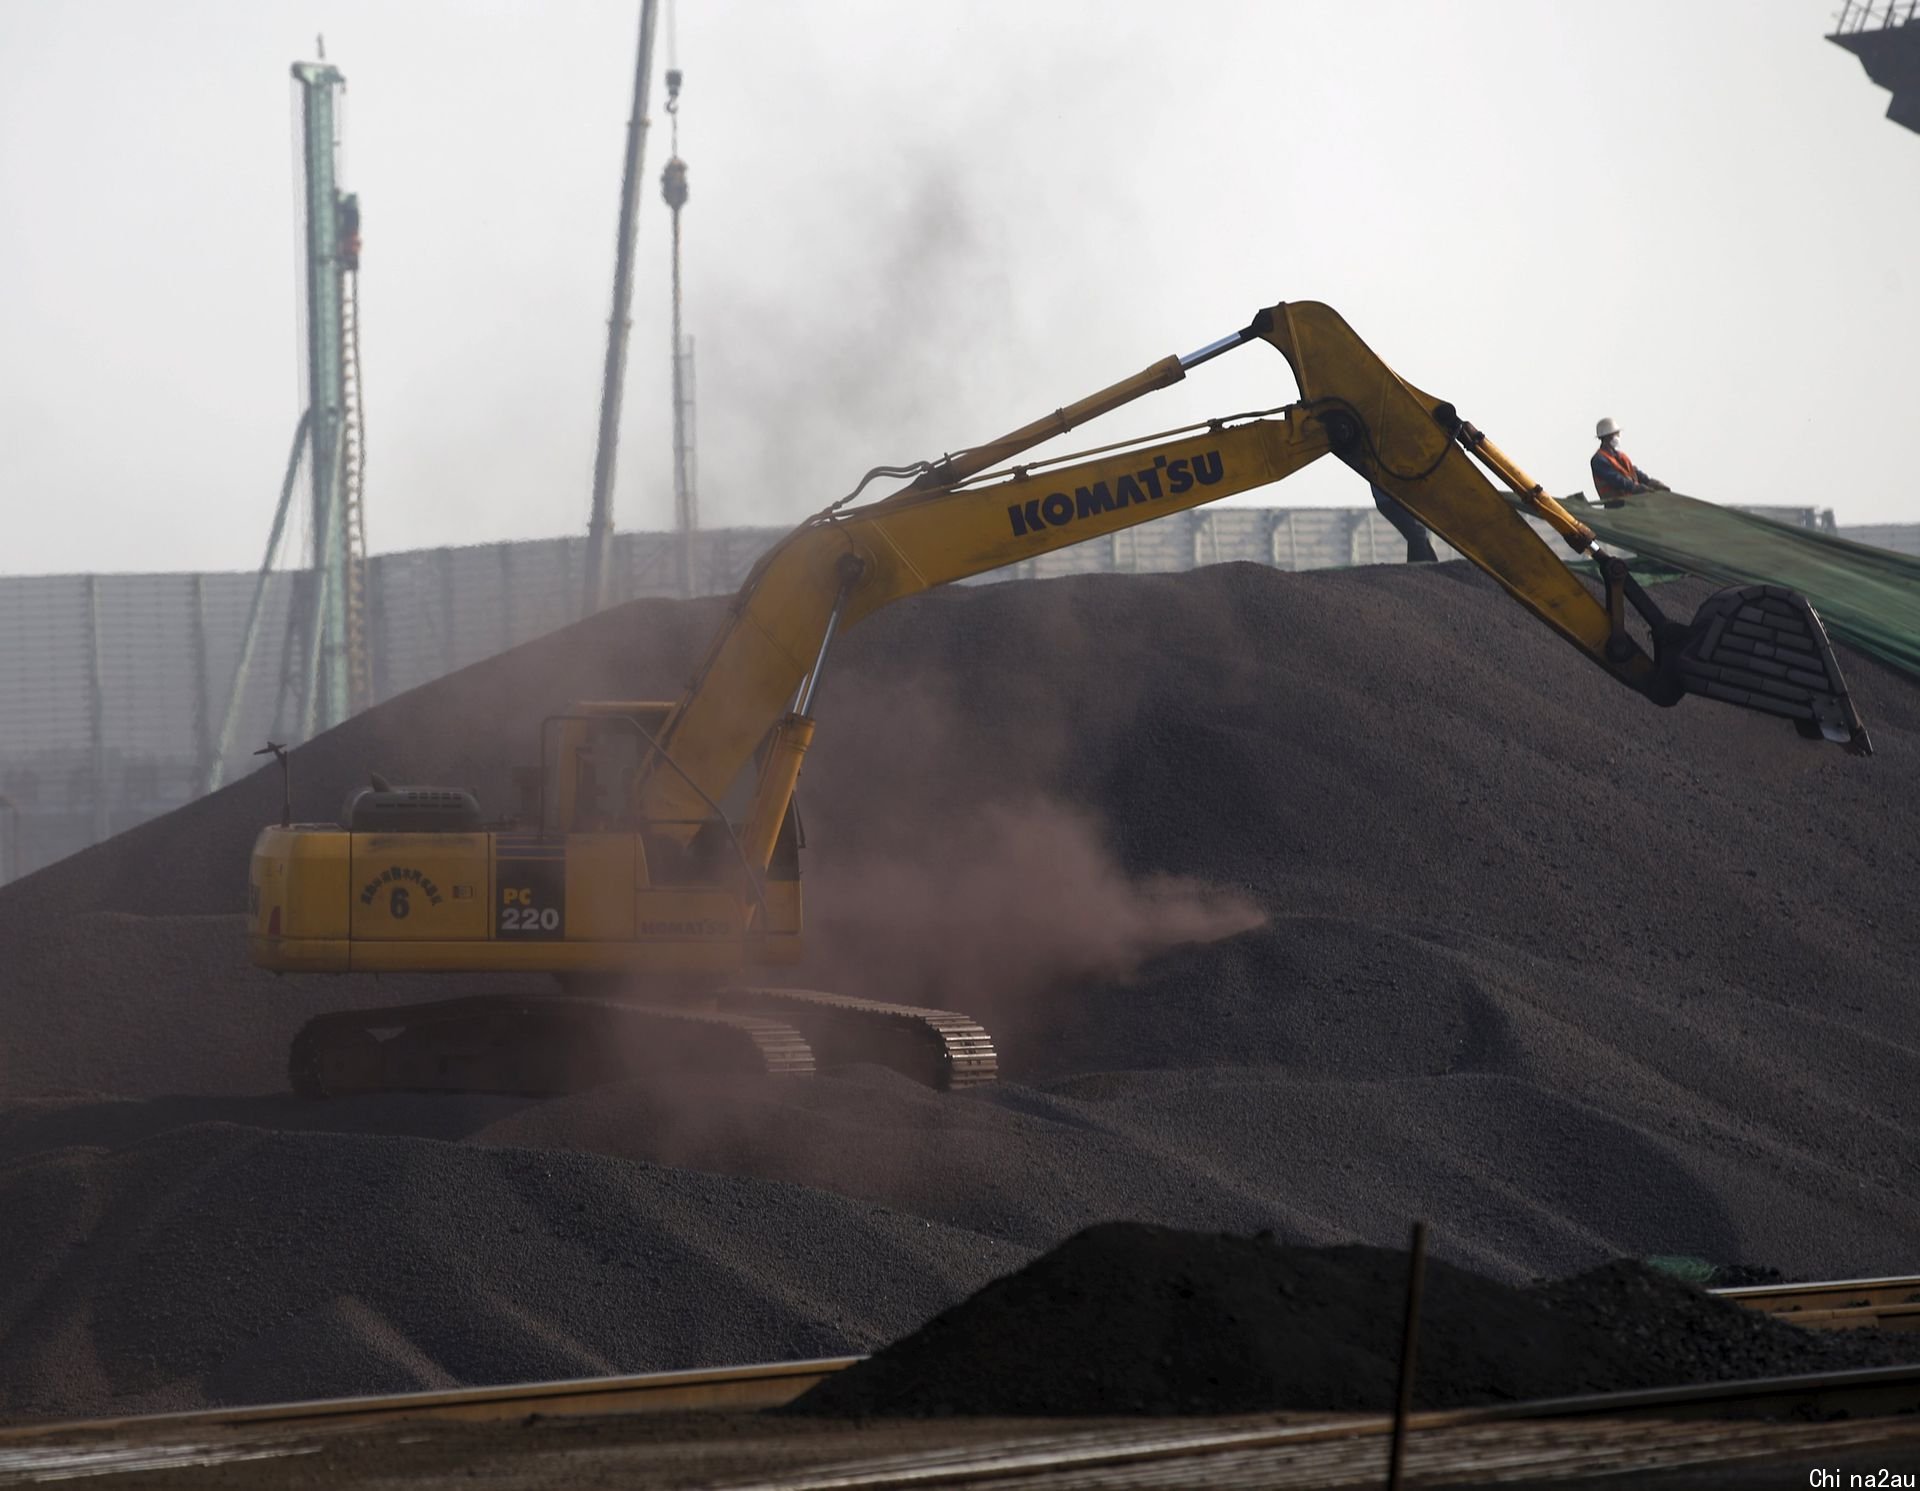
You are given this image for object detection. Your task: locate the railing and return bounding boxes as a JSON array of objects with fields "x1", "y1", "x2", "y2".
[{"x1": 1834, "y1": 0, "x2": 1919, "y2": 35}]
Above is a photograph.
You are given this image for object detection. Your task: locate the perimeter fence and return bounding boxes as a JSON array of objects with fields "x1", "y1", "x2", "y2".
[{"x1": 0, "y1": 505, "x2": 1885, "y2": 883}]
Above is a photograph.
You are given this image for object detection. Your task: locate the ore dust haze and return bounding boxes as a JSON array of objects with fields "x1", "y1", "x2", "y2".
[{"x1": 803, "y1": 796, "x2": 1267, "y2": 1018}]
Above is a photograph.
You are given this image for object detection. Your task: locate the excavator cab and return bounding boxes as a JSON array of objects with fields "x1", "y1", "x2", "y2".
[
  {"x1": 533, "y1": 702, "x2": 807, "y2": 891},
  {"x1": 538, "y1": 704, "x2": 665, "y2": 835}
]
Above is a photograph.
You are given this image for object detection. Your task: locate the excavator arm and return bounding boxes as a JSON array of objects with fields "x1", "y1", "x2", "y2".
[
  {"x1": 636, "y1": 300, "x2": 1870, "y2": 842},
  {"x1": 1260, "y1": 303, "x2": 1638, "y2": 686},
  {"x1": 1263, "y1": 302, "x2": 1868, "y2": 750}
]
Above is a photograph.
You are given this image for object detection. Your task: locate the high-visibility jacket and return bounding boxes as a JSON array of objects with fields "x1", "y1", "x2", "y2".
[{"x1": 1592, "y1": 443, "x2": 1655, "y2": 497}]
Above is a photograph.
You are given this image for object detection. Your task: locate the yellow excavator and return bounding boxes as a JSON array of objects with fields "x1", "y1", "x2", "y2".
[{"x1": 250, "y1": 300, "x2": 1872, "y2": 1098}]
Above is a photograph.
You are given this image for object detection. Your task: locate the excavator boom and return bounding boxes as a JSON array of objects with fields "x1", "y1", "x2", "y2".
[{"x1": 637, "y1": 406, "x2": 1335, "y2": 835}]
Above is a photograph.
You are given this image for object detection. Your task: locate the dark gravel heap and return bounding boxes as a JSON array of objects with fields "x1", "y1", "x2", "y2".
[
  {"x1": 0, "y1": 1120, "x2": 1020, "y2": 1422},
  {"x1": 1531, "y1": 1259, "x2": 1877, "y2": 1388},
  {"x1": 789, "y1": 1223, "x2": 1912, "y2": 1418}
]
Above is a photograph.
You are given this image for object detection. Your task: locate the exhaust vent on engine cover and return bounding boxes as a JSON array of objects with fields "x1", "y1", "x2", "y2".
[{"x1": 342, "y1": 786, "x2": 484, "y2": 833}]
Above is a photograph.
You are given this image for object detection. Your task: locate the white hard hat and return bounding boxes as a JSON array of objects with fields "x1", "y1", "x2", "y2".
[{"x1": 1595, "y1": 416, "x2": 1620, "y2": 439}]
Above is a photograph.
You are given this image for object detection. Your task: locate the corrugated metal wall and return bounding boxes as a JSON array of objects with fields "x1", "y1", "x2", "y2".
[
  {"x1": 0, "y1": 507, "x2": 1901, "y2": 883},
  {"x1": 1836, "y1": 524, "x2": 1920, "y2": 558}
]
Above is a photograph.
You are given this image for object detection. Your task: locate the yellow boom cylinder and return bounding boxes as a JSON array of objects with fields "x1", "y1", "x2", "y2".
[
  {"x1": 1458, "y1": 423, "x2": 1596, "y2": 553},
  {"x1": 739, "y1": 714, "x2": 814, "y2": 883},
  {"x1": 919, "y1": 355, "x2": 1186, "y2": 490}
]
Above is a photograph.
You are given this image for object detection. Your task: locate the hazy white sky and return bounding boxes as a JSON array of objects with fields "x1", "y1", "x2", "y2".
[{"x1": 1, "y1": 1, "x2": 1915, "y2": 576}]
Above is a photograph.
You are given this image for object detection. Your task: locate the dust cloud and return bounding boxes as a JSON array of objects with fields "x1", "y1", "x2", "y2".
[{"x1": 803, "y1": 795, "x2": 1265, "y2": 1013}]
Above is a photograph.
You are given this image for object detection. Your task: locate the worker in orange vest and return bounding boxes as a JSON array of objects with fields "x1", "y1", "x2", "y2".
[{"x1": 1590, "y1": 417, "x2": 1669, "y2": 506}]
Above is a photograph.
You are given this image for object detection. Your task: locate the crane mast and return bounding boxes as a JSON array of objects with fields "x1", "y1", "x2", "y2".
[
  {"x1": 583, "y1": 0, "x2": 664, "y2": 618},
  {"x1": 290, "y1": 55, "x2": 371, "y2": 735}
]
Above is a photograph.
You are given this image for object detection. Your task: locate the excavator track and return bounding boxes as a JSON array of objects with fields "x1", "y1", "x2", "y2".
[
  {"x1": 716, "y1": 987, "x2": 999, "y2": 1091},
  {"x1": 288, "y1": 994, "x2": 815, "y2": 1098}
]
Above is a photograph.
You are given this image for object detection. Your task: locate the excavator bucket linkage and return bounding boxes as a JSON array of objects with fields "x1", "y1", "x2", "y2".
[{"x1": 1596, "y1": 556, "x2": 1872, "y2": 754}]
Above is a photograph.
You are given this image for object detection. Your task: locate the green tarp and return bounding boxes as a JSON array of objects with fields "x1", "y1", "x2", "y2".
[{"x1": 1566, "y1": 491, "x2": 1920, "y2": 680}]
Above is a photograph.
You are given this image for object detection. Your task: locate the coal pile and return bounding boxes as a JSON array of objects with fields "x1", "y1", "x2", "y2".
[
  {"x1": 790, "y1": 1223, "x2": 1912, "y2": 1418},
  {"x1": 1, "y1": 561, "x2": 1916, "y2": 1421},
  {"x1": 0, "y1": 1119, "x2": 1021, "y2": 1422}
]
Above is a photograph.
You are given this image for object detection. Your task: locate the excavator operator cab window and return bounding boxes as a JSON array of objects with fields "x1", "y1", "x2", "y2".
[{"x1": 541, "y1": 717, "x2": 645, "y2": 836}]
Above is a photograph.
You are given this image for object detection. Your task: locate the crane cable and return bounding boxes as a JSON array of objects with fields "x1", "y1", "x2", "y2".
[{"x1": 661, "y1": 0, "x2": 696, "y2": 595}]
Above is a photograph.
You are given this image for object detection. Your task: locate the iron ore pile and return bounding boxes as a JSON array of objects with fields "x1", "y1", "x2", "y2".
[
  {"x1": 2, "y1": 562, "x2": 1917, "y2": 1422},
  {"x1": 791, "y1": 1222, "x2": 1911, "y2": 1417}
]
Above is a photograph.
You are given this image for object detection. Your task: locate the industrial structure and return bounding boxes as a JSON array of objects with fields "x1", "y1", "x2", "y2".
[
  {"x1": 663, "y1": 65, "x2": 699, "y2": 598},
  {"x1": 583, "y1": 0, "x2": 664, "y2": 618},
  {"x1": 582, "y1": 2, "x2": 700, "y2": 609},
  {"x1": 1830, "y1": 1, "x2": 1920, "y2": 134},
  {"x1": 290, "y1": 54, "x2": 371, "y2": 734},
  {"x1": 203, "y1": 54, "x2": 369, "y2": 795}
]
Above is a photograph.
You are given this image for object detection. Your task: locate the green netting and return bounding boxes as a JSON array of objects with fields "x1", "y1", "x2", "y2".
[{"x1": 1567, "y1": 492, "x2": 1920, "y2": 680}]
